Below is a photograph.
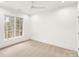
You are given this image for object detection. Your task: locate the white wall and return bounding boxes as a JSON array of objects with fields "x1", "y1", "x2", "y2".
[
  {"x1": 0, "y1": 8, "x2": 30, "y2": 48},
  {"x1": 76, "y1": 2, "x2": 79, "y2": 55},
  {"x1": 31, "y1": 5, "x2": 77, "y2": 51}
]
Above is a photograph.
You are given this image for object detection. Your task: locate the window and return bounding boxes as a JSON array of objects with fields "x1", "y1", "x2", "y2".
[
  {"x1": 5, "y1": 15, "x2": 14, "y2": 39},
  {"x1": 16, "y1": 17, "x2": 23, "y2": 36},
  {"x1": 4, "y1": 15, "x2": 23, "y2": 39}
]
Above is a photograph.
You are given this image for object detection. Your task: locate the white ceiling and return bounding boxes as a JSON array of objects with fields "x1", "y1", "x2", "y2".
[{"x1": 0, "y1": 1, "x2": 77, "y2": 15}]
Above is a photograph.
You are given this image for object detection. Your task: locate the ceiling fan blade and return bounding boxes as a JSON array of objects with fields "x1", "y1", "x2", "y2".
[{"x1": 32, "y1": 6, "x2": 45, "y2": 8}]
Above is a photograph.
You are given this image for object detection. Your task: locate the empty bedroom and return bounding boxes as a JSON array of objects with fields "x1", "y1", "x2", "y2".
[{"x1": 0, "y1": 1, "x2": 78, "y2": 57}]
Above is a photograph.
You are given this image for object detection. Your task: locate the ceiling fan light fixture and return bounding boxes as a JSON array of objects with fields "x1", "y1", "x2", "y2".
[{"x1": 62, "y1": 1, "x2": 65, "y2": 3}]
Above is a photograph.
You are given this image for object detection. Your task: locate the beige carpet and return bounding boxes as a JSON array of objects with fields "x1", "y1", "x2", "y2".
[{"x1": 0, "y1": 39, "x2": 78, "y2": 57}]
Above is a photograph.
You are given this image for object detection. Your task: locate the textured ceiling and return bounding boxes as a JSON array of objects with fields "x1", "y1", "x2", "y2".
[{"x1": 0, "y1": 1, "x2": 77, "y2": 15}]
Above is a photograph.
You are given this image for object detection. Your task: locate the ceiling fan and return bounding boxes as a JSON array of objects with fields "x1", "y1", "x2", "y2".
[
  {"x1": 28, "y1": 1, "x2": 45, "y2": 15},
  {"x1": 30, "y1": 1, "x2": 45, "y2": 9}
]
